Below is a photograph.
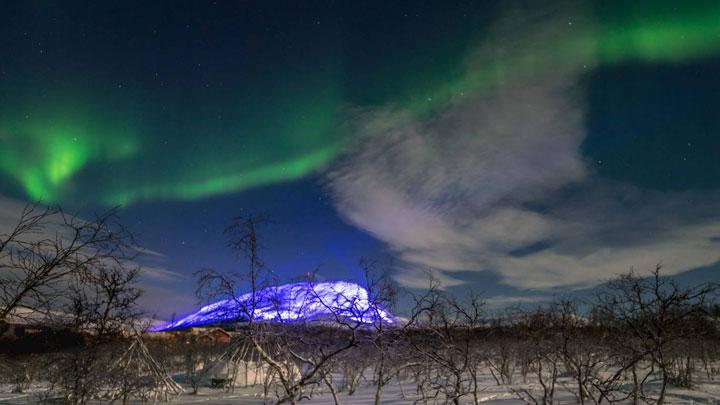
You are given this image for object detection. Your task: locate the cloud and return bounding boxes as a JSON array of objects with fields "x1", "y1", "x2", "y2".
[
  {"x1": 328, "y1": 75, "x2": 592, "y2": 289},
  {"x1": 488, "y1": 184, "x2": 720, "y2": 289},
  {"x1": 327, "y1": 11, "x2": 720, "y2": 291},
  {"x1": 138, "y1": 265, "x2": 188, "y2": 282}
]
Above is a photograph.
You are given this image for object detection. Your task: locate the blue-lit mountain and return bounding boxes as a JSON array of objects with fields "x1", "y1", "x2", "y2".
[{"x1": 150, "y1": 281, "x2": 395, "y2": 332}]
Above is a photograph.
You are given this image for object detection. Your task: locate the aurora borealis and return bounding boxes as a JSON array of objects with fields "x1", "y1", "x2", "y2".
[
  {"x1": 2, "y1": 1, "x2": 719, "y2": 205},
  {"x1": 2, "y1": 1, "x2": 720, "y2": 316}
]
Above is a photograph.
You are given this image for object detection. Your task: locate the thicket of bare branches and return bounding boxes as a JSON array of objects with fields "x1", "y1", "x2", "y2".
[
  {"x1": 193, "y1": 215, "x2": 399, "y2": 405},
  {"x1": 0, "y1": 204, "x2": 161, "y2": 404},
  {"x1": 3, "y1": 205, "x2": 720, "y2": 405},
  {"x1": 389, "y1": 266, "x2": 719, "y2": 405},
  {"x1": 0, "y1": 204, "x2": 136, "y2": 321},
  {"x1": 178, "y1": 214, "x2": 720, "y2": 405}
]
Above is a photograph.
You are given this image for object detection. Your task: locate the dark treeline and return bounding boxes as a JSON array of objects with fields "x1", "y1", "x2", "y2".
[
  {"x1": 137, "y1": 267, "x2": 720, "y2": 405},
  {"x1": 382, "y1": 268, "x2": 720, "y2": 405},
  {"x1": 1, "y1": 207, "x2": 719, "y2": 404},
  {"x1": 0, "y1": 204, "x2": 175, "y2": 402}
]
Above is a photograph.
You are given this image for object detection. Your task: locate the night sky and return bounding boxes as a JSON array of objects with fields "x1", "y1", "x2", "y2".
[{"x1": 2, "y1": 1, "x2": 720, "y2": 318}]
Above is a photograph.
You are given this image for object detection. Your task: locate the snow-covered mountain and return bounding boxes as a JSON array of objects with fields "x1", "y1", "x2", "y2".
[{"x1": 150, "y1": 281, "x2": 395, "y2": 332}]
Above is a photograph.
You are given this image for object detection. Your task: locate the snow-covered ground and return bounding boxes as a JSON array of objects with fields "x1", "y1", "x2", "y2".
[{"x1": 2, "y1": 368, "x2": 720, "y2": 403}]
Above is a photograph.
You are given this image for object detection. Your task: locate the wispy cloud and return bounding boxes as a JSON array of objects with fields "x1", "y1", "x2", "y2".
[
  {"x1": 138, "y1": 265, "x2": 188, "y2": 282},
  {"x1": 327, "y1": 10, "x2": 720, "y2": 291}
]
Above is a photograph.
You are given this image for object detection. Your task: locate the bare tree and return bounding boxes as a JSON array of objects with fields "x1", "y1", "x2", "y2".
[
  {"x1": 406, "y1": 282, "x2": 486, "y2": 405},
  {"x1": 356, "y1": 259, "x2": 402, "y2": 405},
  {"x1": 485, "y1": 315, "x2": 520, "y2": 386},
  {"x1": 338, "y1": 351, "x2": 367, "y2": 395},
  {"x1": 195, "y1": 214, "x2": 369, "y2": 404},
  {"x1": 0, "y1": 204, "x2": 135, "y2": 321},
  {"x1": 550, "y1": 298, "x2": 605, "y2": 405},
  {"x1": 48, "y1": 263, "x2": 143, "y2": 404},
  {"x1": 593, "y1": 265, "x2": 718, "y2": 404},
  {"x1": 181, "y1": 334, "x2": 215, "y2": 394},
  {"x1": 0, "y1": 353, "x2": 43, "y2": 393},
  {"x1": 510, "y1": 308, "x2": 560, "y2": 405},
  {"x1": 0, "y1": 203, "x2": 152, "y2": 403}
]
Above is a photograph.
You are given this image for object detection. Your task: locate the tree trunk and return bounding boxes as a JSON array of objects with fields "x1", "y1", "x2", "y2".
[
  {"x1": 631, "y1": 363, "x2": 640, "y2": 405},
  {"x1": 374, "y1": 359, "x2": 384, "y2": 405},
  {"x1": 323, "y1": 374, "x2": 341, "y2": 405},
  {"x1": 657, "y1": 366, "x2": 668, "y2": 405}
]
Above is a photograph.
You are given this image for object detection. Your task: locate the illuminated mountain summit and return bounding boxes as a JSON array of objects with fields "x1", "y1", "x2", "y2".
[{"x1": 150, "y1": 281, "x2": 395, "y2": 332}]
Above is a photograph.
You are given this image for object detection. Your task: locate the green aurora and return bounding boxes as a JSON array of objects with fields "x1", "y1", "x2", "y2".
[{"x1": 1, "y1": 1, "x2": 720, "y2": 206}]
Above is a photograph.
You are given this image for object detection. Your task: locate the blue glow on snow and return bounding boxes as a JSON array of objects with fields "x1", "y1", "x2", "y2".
[{"x1": 150, "y1": 281, "x2": 395, "y2": 332}]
